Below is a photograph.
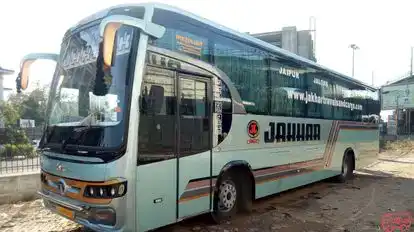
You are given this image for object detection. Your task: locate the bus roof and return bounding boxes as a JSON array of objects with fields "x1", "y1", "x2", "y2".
[{"x1": 73, "y1": 2, "x2": 378, "y2": 92}]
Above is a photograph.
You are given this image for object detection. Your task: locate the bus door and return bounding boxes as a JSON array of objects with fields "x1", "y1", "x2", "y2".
[
  {"x1": 177, "y1": 72, "x2": 213, "y2": 219},
  {"x1": 136, "y1": 66, "x2": 212, "y2": 231},
  {"x1": 136, "y1": 66, "x2": 178, "y2": 231}
]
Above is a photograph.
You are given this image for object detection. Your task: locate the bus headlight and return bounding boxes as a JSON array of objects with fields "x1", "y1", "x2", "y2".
[{"x1": 84, "y1": 182, "x2": 127, "y2": 199}]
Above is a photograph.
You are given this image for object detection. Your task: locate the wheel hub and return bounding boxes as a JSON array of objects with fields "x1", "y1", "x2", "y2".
[{"x1": 218, "y1": 180, "x2": 237, "y2": 212}]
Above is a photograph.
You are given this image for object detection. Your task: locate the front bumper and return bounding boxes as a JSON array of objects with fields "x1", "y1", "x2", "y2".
[{"x1": 38, "y1": 190, "x2": 124, "y2": 232}]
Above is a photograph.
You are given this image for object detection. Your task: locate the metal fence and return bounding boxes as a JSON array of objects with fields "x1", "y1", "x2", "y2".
[
  {"x1": 0, "y1": 127, "x2": 43, "y2": 174},
  {"x1": 0, "y1": 155, "x2": 40, "y2": 174}
]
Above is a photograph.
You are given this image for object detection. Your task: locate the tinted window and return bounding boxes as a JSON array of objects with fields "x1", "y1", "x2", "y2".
[
  {"x1": 214, "y1": 41, "x2": 268, "y2": 114},
  {"x1": 361, "y1": 91, "x2": 380, "y2": 117},
  {"x1": 47, "y1": 24, "x2": 136, "y2": 150},
  {"x1": 138, "y1": 66, "x2": 176, "y2": 161},
  {"x1": 270, "y1": 59, "x2": 306, "y2": 117},
  {"x1": 151, "y1": 9, "x2": 211, "y2": 62},
  {"x1": 336, "y1": 83, "x2": 379, "y2": 121},
  {"x1": 179, "y1": 75, "x2": 210, "y2": 156},
  {"x1": 152, "y1": 9, "x2": 269, "y2": 115},
  {"x1": 306, "y1": 72, "x2": 334, "y2": 119},
  {"x1": 332, "y1": 82, "x2": 362, "y2": 121},
  {"x1": 151, "y1": 9, "x2": 379, "y2": 122},
  {"x1": 180, "y1": 78, "x2": 207, "y2": 117},
  {"x1": 138, "y1": 65, "x2": 214, "y2": 163}
]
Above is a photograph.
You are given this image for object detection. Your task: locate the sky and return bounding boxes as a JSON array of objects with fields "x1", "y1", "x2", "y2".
[{"x1": 1, "y1": 0, "x2": 414, "y2": 92}]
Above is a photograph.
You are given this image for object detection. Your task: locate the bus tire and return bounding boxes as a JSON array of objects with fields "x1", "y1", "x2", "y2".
[
  {"x1": 335, "y1": 152, "x2": 354, "y2": 183},
  {"x1": 212, "y1": 171, "x2": 240, "y2": 222}
]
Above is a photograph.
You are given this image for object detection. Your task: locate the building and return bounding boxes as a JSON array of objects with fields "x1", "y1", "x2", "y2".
[
  {"x1": 249, "y1": 26, "x2": 316, "y2": 62},
  {"x1": 2, "y1": 87, "x2": 12, "y2": 101},
  {"x1": 381, "y1": 73, "x2": 414, "y2": 135},
  {"x1": 0, "y1": 66, "x2": 14, "y2": 102}
]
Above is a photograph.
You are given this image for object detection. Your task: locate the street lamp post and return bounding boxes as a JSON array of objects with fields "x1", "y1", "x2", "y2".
[{"x1": 349, "y1": 44, "x2": 359, "y2": 77}]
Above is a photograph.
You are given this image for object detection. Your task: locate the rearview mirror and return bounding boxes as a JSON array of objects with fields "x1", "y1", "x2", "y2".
[
  {"x1": 17, "y1": 53, "x2": 58, "y2": 93},
  {"x1": 102, "y1": 22, "x2": 121, "y2": 68},
  {"x1": 99, "y1": 15, "x2": 166, "y2": 67},
  {"x1": 20, "y1": 60, "x2": 35, "y2": 91}
]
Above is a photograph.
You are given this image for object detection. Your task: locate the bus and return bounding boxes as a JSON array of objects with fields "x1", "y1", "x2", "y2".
[{"x1": 17, "y1": 3, "x2": 380, "y2": 232}]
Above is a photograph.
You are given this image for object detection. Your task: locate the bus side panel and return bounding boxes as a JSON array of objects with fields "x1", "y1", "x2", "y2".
[
  {"x1": 354, "y1": 128, "x2": 380, "y2": 170},
  {"x1": 212, "y1": 115, "x2": 335, "y2": 199},
  {"x1": 136, "y1": 160, "x2": 177, "y2": 232},
  {"x1": 255, "y1": 169, "x2": 336, "y2": 199},
  {"x1": 355, "y1": 140, "x2": 379, "y2": 170},
  {"x1": 178, "y1": 198, "x2": 211, "y2": 219},
  {"x1": 211, "y1": 115, "x2": 332, "y2": 174},
  {"x1": 178, "y1": 151, "x2": 212, "y2": 219},
  {"x1": 329, "y1": 124, "x2": 379, "y2": 171},
  {"x1": 255, "y1": 124, "x2": 379, "y2": 199}
]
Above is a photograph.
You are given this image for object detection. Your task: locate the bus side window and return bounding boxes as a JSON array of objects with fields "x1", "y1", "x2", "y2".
[
  {"x1": 142, "y1": 85, "x2": 164, "y2": 115},
  {"x1": 138, "y1": 66, "x2": 176, "y2": 161},
  {"x1": 179, "y1": 76, "x2": 210, "y2": 156}
]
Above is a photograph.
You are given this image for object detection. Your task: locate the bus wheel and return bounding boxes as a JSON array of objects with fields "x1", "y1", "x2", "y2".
[
  {"x1": 335, "y1": 153, "x2": 354, "y2": 183},
  {"x1": 212, "y1": 171, "x2": 240, "y2": 222}
]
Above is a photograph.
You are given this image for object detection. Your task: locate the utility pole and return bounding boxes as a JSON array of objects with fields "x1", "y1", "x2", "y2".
[{"x1": 349, "y1": 44, "x2": 359, "y2": 77}]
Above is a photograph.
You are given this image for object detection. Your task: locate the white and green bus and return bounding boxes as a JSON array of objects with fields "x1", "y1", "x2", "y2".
[{"x1": 18, "y1": 3, "x2": 380, "y2": 232}]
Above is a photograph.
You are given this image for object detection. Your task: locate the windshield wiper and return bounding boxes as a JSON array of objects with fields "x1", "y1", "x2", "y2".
[
  {"x1": 39, "y1": 125, "x2": 57, "y2": 150},
  {"x1": 60, "y1": 126, "x2": 89, "y2": 152}
]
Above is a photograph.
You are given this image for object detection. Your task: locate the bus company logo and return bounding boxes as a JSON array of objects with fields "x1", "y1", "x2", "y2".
[
  {"x1": 380, "y1": 211, "x2": 412, "y2": 232},
  {"x1": 56, "y1": 163, "x2": 65, "y2": 172},
  {"x1": 264, "y1": 122, "x2": 321, "y2": 143},
  {"x1": 56, "y1": 179, "x2": 68, "y2": 196},
  {"x1": 247, "y1": 120, "x2": 259, "y2": 138},
  {"x1": 247, "y1": 120, "x2": 260, "y2": 144}
]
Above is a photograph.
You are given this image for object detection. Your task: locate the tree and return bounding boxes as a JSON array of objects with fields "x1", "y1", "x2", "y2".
[
  {"x1": 0, "y1": 83, "x2": 48, "y2": 159},
  {"x1": 0, "y1": 101, "x2": 20, "y2": 126},
  {"x1": 6, "y1": 83, "x2": 49, "y2": 127},
  {"x1": 0, "y1": 101, "x2": 30, "y2": 145},
  {"x1": 20, "y1": 86, "x2": 48, "y2": 126}
]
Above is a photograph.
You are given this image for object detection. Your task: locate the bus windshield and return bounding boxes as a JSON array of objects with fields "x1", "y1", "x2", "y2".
[{"x1": 43, "y1": 22, "x2": 137, "y2": 153}]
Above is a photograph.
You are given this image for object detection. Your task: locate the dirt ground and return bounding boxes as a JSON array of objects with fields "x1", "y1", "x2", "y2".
[{"x1": 1, "y1": 147, "x2": 413, "y2": 232}]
